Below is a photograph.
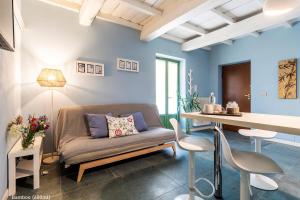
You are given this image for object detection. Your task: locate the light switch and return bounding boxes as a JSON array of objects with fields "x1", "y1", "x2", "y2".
[{"x1": 261, "y1": 91, "x2": 267, "y2": 96}]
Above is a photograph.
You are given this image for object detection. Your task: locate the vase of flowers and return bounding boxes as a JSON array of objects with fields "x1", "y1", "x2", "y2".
[{"x1": 8, "y1": 115, "x2": 49, "y2": 149}]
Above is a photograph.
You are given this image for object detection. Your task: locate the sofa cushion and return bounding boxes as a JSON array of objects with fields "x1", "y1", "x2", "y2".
[
  {"x1": 59, "y1": 127, "x2": 175, "y2": 165},
  {"x1": 106, "y1": 115, "x2": 139, "y2": 138},
  {"x1": 120, "y1": 112, "x2": 148, "y2": 132},
  {"x1": 85, "y1": 113, "x2": 112, "y2": 138}
]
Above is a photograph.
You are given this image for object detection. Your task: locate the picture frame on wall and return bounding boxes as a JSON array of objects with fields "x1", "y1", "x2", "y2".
[
  {"x1": 132, "y1": 61, "x2": 138, "y2": 71},
  {"x1": 117, "y1": 58, "x2": 139, "y2": 73},
  {"x1": 278, "y1": 58, "x2": 297, "y2": 99},
  {"x1": 126, "y1": 61, "x2": 131, "y2": 70},
  {"x1": 77, "y1": 62, "x2": 86, "y2": 73},
  {"x1": 119, "y1": 60, "x2": 125, "y2": 69},
  {"x1": 0, "y1": 0, "x2": 15, "y2": 52},
  {"x1": 95, "y1": 64, "x2": 104, "y2": 76},
  {"x1": 76, "y1": 60, "x2": 104, "y2": 76},
  {"x1": 87, "y1": 64, "x2": 94, "y2": 74}
]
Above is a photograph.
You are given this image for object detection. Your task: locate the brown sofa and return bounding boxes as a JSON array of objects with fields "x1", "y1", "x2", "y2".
[{"x1": 55, "y1": 103, "x2": 176, "y2": 182}]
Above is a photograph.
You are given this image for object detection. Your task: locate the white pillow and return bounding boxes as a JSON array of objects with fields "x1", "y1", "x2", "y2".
[{"x1": 106, "y1": 115, "x2": 139, "y2": 138}]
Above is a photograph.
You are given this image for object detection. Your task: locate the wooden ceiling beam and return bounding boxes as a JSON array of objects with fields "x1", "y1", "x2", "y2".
[
  {"x1": 249, "y1": 31, "x2": 261, "y2": 37},
  {"x1": 37, "y1": 0, "x2": 141, "y2": 30},
  {"x1": 161, "y1": 34, "x2": 185, "y2": 43},
  {"x1": 119, "y1": 0, "x2": 162, "y2": 16},
  {"x1": 182, "y1": 7, "x2": 300, "y2": 51},
  {"x1": 211, "y1": 8, "x2": 236, "y2": 24},
  {"x1": 283, "y1": 21, "x2": 294, "y2": 28},
  {"x1": 202, "y1": 46, "x2": 211, "y2": 51},
  {"x1": 180, "y1": 23, "x2": 207, "y2": 35},
  {"x1": 140, "y1": 0, "x2": 230, "y2": 41},
  {"x1": 222, "y1": 40, "x2": 233, "y2": 45},
  {"x1": 79, "y1": 0, "x2": 105, "y2": 26},
  {"x1": 97, "y1": 13, "x2": 142, "y2": 30}
]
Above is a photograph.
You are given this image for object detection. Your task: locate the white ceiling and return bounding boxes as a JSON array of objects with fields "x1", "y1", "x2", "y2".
[{"x1": 38, "y1": 0, "x2": 300, "y2": 51}]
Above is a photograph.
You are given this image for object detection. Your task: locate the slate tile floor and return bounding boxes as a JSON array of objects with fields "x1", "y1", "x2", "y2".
[{"x1": 11, "y1": 131, "x2": 300, "y2": 200}]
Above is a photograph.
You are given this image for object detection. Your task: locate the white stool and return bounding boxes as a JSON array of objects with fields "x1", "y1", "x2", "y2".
[
  {"x1": 239, "y1": 129, "x2": 278, "y2": 191},
  {"x1": 216, "y1": 126, "x2": 283, "y2": 200},
  {"x1": 170, "y1": 119, "x2": 215, "y2": 200}
]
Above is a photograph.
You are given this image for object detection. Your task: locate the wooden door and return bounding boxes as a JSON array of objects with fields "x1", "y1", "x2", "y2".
[{"x1": 222, "y1": 62, "x2": 251, "y2": 131}]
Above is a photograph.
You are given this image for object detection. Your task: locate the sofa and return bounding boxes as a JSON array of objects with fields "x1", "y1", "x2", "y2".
[{"x1": 55, "y1": 103, "x2": 176, "y2": 182}]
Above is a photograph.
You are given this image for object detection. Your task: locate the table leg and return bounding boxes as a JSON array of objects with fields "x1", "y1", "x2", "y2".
[
  {"x1": 214, "y1": 123, "x2": 222, "y2": 199},
  {"x1": 8, "y1": 157, "x2": 16, "y2": 196},
  {"x1": 33, "y1": 152, "x2": 40, "y2": 189}
]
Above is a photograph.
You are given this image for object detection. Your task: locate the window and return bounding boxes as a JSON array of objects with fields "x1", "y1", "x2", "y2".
[{"x1": 156, "y1": 57, "x2": 180, "y2": 128}]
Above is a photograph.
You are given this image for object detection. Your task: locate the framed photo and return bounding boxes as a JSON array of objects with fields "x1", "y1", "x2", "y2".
[
  {"x1": 77, "y1": 62, "x2": 86, "y2": 73},
  {"x1": 119, "y1": 60, "x2": 125, "y2": 69},
  {"x1": 76, "y1": 60, "x2": 104, "y2": 76},
  {"x1": 126, "y1": 61, "x2": 131, "y2": 70},
  {"x1": 278, "y1": 58, "x2": 297, "y2": 99},
  {"x1": 95, "y1": 64, "x2": 104, "y2": 76},
  {"x1": 0, "y1": 0, "x2": 15, "y2": 52},
  {"x1": 87, "y1": 64, "x2": 94, "y2": 74},
  {"x1": 117, "y1": 58, "x2": 139, "y2": 73},
  {"x1": 132, "y1": 61, "x2": 139, "y2": 72}
]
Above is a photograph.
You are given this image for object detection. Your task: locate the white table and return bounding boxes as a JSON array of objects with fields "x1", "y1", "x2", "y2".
[
  {"x1": 181, "y1": 112, "x2": 300, "y2": 199},
  {"x1": 8, "y1": 136, "x2": 43, "y2": 196}
]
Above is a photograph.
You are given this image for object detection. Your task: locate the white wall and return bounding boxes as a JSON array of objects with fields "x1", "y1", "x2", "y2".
[{"x1": 0, "y1": 2, "x2": 22, "y2": 198}]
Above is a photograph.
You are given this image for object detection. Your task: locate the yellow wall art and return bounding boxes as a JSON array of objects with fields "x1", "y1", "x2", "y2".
[{"x1": 278, "y1": 59, "x2": 297, "y2": 99}]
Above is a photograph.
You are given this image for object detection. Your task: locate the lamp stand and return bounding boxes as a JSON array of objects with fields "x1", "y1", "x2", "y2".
[{"x1": 43, "y1": 88, "x2": 59, "y2": 164}]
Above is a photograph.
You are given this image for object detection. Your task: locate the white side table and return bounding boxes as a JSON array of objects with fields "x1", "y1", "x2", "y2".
[{"x1": 8, "y1": 136, "x2": 43, "y2": 196}]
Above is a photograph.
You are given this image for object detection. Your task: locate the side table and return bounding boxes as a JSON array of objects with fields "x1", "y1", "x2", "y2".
[{"x1": 8, "y1": 136, "x2": 43, "y2": 196}]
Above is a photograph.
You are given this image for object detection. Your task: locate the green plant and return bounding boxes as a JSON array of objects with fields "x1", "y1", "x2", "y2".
[
  {"x1": 178, "y1": 91, "x2": 202, "y2": 134},
  {"x1": 178, "y1": 91, "x2": 202, "y2": 113}
]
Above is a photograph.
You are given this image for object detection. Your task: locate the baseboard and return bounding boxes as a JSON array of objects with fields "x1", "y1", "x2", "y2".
[
  {"x1": 2, "y1": 189, "x2": 8, "y2": 200},
  {"x1": 265, "y1": 138, "x2": 300, "y2": 147}
]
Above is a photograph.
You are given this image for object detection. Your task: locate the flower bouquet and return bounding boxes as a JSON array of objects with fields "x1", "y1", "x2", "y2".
[{"x1": 8, "y1": 115, "x2": 49, "y2": 149}]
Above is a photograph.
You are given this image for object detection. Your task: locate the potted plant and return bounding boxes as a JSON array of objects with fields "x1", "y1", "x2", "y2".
[
  {"x1": 8, "y1": 115, "x2": 49, "y2": 149},
  {"x1": 178, "y1": 91, "x2": 202, "y2": 134}
]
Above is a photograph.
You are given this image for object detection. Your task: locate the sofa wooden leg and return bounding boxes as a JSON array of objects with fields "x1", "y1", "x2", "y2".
[
  {"x1": 171, "y1": 143, "x2": 176, "y2": 156},
  {"x1": 77, "y1": 165, "x2": 85, "y2": 183}
]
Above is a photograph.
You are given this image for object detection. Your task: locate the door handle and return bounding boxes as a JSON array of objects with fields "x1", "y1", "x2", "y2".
[{"x1": 244, "y1": 94, "x2": 251, "y2": 100}]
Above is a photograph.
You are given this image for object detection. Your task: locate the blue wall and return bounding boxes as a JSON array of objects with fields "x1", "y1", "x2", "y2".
[
  {"x1": 21, "y1": 0, "x2": 210, "y2": 152},
  {"x1": 209, "y1": 23, "x2": 300, "y2": 142}
]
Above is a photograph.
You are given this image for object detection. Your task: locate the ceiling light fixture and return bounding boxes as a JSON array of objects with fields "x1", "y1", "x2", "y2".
[{"x1": 263, "y1": 0, "x2": 300, "y2": 16}]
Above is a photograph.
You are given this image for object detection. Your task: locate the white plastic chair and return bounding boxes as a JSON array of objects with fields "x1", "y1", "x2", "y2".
[
  {"x1": 215, "y1": 126, "x2": 283, "y2": 200},
  {"x1": 170, "y1": 118, "x2": 215, "y2": 200}
]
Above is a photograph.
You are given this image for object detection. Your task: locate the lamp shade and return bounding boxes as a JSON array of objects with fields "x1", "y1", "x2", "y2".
[
  {"x1": 37, "y1": 68, "x2": 66, "y2": 87},
  {"x1": 263, "y1": 0, "x2": 300, "y2": 16}
]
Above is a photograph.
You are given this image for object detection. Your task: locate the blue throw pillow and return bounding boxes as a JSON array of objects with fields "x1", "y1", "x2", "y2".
[
  {"x1": 120, "y1": 112, "x2": 148, "y2": 132},
  {"x1": 85, "y1": 113, "x2": 112, "y2": 138}
]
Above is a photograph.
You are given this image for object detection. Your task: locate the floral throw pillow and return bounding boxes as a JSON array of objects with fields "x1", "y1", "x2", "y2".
[{"x1": 106, "y1": 115, "x2": 139, "y2": 138}]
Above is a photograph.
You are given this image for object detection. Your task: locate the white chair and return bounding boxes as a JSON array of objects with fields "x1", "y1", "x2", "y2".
[
  {"x1": 169, "y1": 118, "x2": 215, "y2": 200},
  {"x1": 239, "y1": 129, "x2": 278, "y2": 190},
  {"x1": 215, "y1": 126, "x2": 283, "y2": 200}
]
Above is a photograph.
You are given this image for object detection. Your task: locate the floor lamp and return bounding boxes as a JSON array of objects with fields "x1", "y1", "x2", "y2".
[{"x1": 37, "y1": 68, "x2": 66, "y2": 164}]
